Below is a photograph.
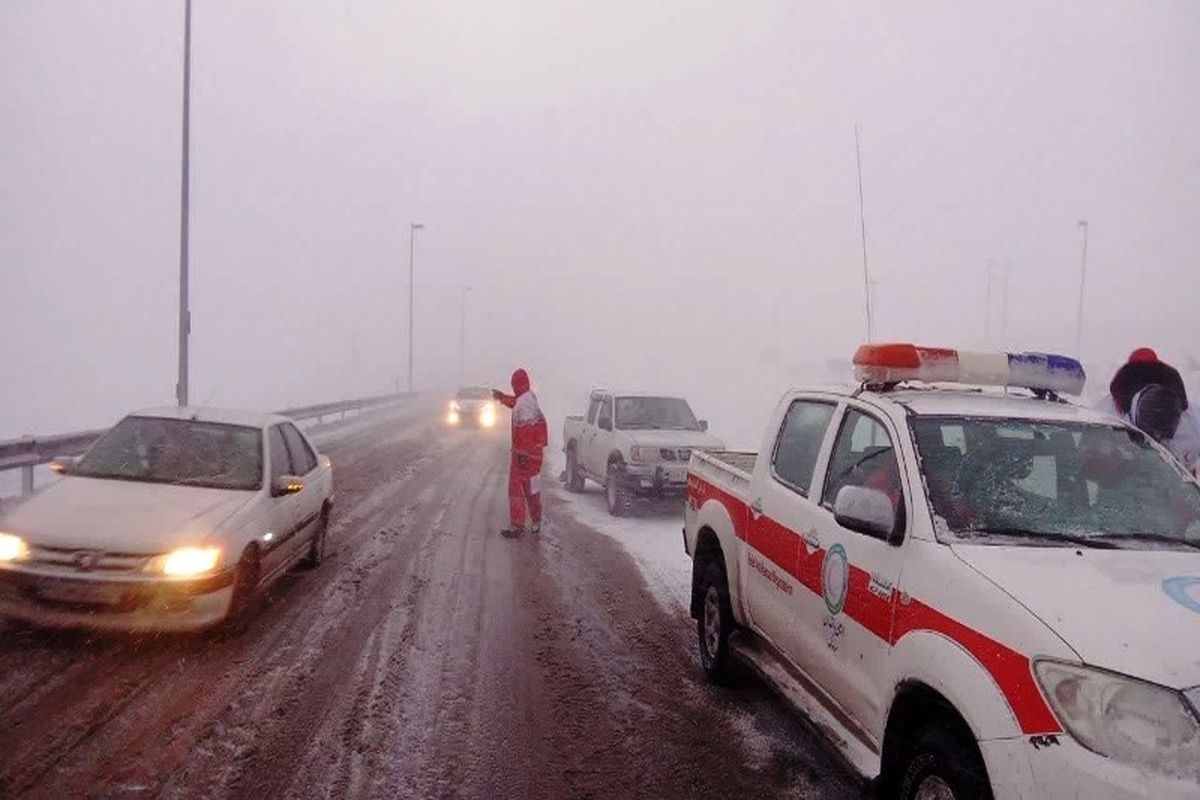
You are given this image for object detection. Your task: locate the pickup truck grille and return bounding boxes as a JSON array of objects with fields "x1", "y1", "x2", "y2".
[{"x1": 658, "y1": 448, "x2": 693, "y2": 461}]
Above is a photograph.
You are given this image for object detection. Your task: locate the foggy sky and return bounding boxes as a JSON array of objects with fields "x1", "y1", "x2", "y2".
[{"x1": 2, "y1": 1, "x2": 1198, "y2": 439}]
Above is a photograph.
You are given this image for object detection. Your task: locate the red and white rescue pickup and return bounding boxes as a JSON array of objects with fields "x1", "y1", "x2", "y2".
[{"x1": 684, "y1": 344, "x2": 1200, "y2": 800}]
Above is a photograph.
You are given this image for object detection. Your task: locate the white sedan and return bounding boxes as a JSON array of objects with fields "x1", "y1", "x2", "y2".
[{"x1": 0, "y1": 407, "x2": 334, "y2": 633}]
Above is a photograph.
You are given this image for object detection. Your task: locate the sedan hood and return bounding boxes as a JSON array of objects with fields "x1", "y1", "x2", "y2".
[
  {"x1": 623, "y1": 430, "x2": 725, "y2": 450},
  {"x1": 1, "y1": 476, "x2": 256, "y2": 553},
  {"x1": 951, "y1": 543, "x2": 1200, "y2": 688}
]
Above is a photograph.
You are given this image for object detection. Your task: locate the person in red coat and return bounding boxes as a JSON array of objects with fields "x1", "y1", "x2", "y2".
[{"x1": 492, "y1": 368, "x2": 548, "y2": 537}]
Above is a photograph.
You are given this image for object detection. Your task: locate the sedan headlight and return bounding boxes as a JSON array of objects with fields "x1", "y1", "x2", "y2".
[
  {"x1": 1035, "y1": 660, "x2": 1200, "y2": 779},
  {"x1": 146, "y1": 546, "x2": 221, "y2": 577},
  {"x1": 0, "y1": 532, "x2": 29, "y2": 562}
]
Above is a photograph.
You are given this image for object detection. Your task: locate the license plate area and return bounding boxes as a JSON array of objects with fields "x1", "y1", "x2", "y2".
[{"x1": 36, "y1": 580, "x2": 124, "y2": 606}]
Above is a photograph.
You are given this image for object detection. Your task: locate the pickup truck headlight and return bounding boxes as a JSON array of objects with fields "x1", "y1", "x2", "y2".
[
  {"x1": 145, "y1": 546, "x2": 222, "y2": 577},
  {"x1": 630, "y1": 446, "x2": 656, "y2": 463},
  {"x1": 1035, "y1": 660, "x2": 1200, "y2": 779},
  {"x1": 0, "y1": 532, "x2": 29, "y2": 562}
]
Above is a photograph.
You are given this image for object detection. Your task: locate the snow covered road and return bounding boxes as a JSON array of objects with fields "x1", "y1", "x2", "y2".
[{"x1": 0, "y1": 404, "x2": 862, "y2": 799}]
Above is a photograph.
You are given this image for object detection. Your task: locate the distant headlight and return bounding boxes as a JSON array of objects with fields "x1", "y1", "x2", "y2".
[
  {"x1": 447, "y1": 410, "x2": 461, "y2": 425},
  {"x1": 449, "y1": 400, "x2": 461, "y2": 411},
  {"x1": 0, "y1": 532, "x2": 29, "y2": 562},
  {"x1": 146, "y1": 546, "x2": 221, "y2": 577},
  {"x1": 480, "y1": 404, "x2": 497, "y2": 427},
  {"x1": 1035, "y1": 660, "x2": 1200, "y2": 779}
]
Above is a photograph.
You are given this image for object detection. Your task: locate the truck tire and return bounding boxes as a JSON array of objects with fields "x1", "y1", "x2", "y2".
[
  {"x1": 605, "y1": 462, "x2": 632, "y2": 516},
  {"x1": 896, "y1": 722, "x2": 991, "y2": 800},
  {"x1": 697, "y1": 558, "x2": 735, "y2": 685},
  {"x1": 565, "y1": 446, "x2": 585, "y2": 492}
]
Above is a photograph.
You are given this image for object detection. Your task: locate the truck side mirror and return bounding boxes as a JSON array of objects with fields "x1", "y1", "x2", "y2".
[
  {"x1": 598, "y1": 416, "x2": 613, "y2": 432},
  {"x1": 833, "y1": 485, "x2": 896, "y2": 541},
  {"x1": 698, "y1": 420, "x2": 709, "y2": 432}
]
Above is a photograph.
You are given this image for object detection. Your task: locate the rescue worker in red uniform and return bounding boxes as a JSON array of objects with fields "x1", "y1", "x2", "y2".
[{"x1": 492, "y1": 368, "x2": 548, "y2": 537}]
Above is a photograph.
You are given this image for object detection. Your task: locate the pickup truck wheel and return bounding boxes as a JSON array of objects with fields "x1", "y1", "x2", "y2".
[
  {"x1": 605, "y1": 463, "x2": 631, "y2": 516},
  {"x1": 897, "y1": 723, "x2": 991, "y2": 800},
  {"x1": 697, "y1": 559, "x2": 735, "y2": 685},
  {"x1": 565, "y1": 448, "x2": 585, "y2": 492}
]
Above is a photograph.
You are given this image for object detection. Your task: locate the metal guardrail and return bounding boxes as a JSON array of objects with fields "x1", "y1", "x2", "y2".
[{"x1": 0, "y1": 392, "x2": 413, "y2": 496}]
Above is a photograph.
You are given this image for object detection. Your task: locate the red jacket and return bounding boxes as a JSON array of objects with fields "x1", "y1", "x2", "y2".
[{"x1": 495, "y1": 369, "x2": 548, "y2": 477}]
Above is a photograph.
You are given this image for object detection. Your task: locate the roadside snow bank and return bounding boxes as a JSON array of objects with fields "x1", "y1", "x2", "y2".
[{"x1": 551, "y1": 484, "x2": 692, "y2": 617}]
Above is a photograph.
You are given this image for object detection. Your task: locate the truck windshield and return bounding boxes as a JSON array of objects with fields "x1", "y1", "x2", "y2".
[
  {"x1": 457, "y1": 387, "x2": 491, "y2": 400},
  {"x1": 911, "y1": 416, "x2": 1200, "y2": 547},
  {"x1": 75, "y1": 416, "x2": 264, "y2": 491},
  {"x1": 615, "y1": 397, "x2": 700, "y2": 431}
]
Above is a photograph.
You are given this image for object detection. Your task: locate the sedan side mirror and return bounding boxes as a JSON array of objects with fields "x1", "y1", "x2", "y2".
[
  {"x1": 833, "y1": 485, "x2": 896, "y2": 541},
  {"x1": 49, "y1": 455, "x2": 82, "y2": 475},
  {"x1": 271, "y1": 475, "x2": 304, "y2": 497},
  {"x1": 698, "y1": 420, "x2": 709, "y2": 432}
]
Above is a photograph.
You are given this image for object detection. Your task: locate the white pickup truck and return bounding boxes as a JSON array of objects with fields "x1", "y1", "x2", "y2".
[
  {"x1": 562, "y1": 389, "x2": 723, "y2": 515},
  {"x1": 684, "y1": 344, "x2": 1200, "y2": 800}
]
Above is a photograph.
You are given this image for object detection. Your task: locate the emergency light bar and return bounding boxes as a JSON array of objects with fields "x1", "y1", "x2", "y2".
[{"x1": 853, "y1": 343, "x2": 1086, "y2": 396}]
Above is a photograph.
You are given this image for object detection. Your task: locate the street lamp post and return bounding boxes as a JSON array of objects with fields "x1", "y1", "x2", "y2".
[
  {"x1": 407, "y1": 222, "x2": 424, "y2": 393},
  {"x1": 1074, "y1": 220, "x2": 1089, "y2": 357},
  {"x1": 459, "y1": 286, "x2": 472, "y2": 387},
  {"x1": 176, "y1": 0, "x2": 192, "y2": 407}
]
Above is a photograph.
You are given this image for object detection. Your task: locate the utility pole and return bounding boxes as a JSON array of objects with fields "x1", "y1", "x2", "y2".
[
  {"x1": 855, "y1": 125, "x2": 874, "y2": 342},
  {"x1": 1074, "y1": 220, "x2": 1089, "y2": 358},
  {"x1": 1001, "y1": 259, "x2": 1011, "y2": 344},
  {"x1": 407, "y1": 222, "x2": 424, "y2": 393},
  {"x1": 459, "y1": 285, "x2": 471, "y2": 387},
  {"x1": 984, "y1": 261, "x2": 993, "y2": 346},
  {"x1": 176, "y1": 0, "x2": 192, "y2": 407}
]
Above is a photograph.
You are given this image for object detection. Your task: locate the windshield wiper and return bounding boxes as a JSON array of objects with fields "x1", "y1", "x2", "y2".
[
  {"x1": 1089, "y1": 532, "x2": 1200, "y2": 552},
  {"x1": 963, "y1": 527, "x2": 1120, "y2": 549}
]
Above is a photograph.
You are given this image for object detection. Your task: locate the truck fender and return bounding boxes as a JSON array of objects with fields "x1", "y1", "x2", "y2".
[
  {"x1": 887, "y1": 630, "x2": 1026, "y2": 742},
  {"x1": 691, "y1": 498, "x2": 749, "y2": 626}
]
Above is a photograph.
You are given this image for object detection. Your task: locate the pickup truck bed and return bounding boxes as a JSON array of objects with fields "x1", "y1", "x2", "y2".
[{"x1": 700, "y1": 450, "x2": 757, "y2": 476}]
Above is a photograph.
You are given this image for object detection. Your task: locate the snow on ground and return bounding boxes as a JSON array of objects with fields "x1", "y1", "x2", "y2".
[{"x1": 549, "y1": 471, "x2": 692, "y2": 616}]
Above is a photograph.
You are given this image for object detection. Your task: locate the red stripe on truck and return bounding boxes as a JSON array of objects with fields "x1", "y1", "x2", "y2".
[{"x1": 689, "y1": 473, "x2": 1062, "y2": 736}]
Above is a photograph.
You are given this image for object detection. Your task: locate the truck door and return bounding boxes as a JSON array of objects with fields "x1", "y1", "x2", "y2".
[
  {"x1": 581, "y1": 394, "x2": 602, "y2": 477},
  {"x1": 809, "y1": 405, "x2": 909, "y2": 735},
  {"x1": 589, "y1": 394, "x2": 616, "y2": 476},
  {"x1": 747, "y1": 398, "x2": 837, "y2": 663}
]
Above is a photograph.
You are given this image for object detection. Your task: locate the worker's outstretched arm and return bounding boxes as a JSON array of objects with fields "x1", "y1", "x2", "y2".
[{"x1": 492, "y1": 389, "x2": 516, "y2": 409}]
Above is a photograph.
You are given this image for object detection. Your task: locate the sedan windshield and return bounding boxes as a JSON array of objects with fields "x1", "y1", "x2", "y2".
[
  {"x1": 615, "y1": 397, "x2": 700, "y2": 431},
  {"x1": 75, "y1": 417, "x2": 263, "y2": 491},
  {"x1": 911, "y1": 416, "x2": 1200, "y2": 547}
]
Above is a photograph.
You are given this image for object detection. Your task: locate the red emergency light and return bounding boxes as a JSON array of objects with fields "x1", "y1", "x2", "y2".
[{"x1": 853, "y1": 343, "x2": 1086, "y2": 396}]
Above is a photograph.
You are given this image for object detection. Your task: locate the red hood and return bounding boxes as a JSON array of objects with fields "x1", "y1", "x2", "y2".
[{"x1": 511, "y1": 368, "x2": 530, "y2": 396}]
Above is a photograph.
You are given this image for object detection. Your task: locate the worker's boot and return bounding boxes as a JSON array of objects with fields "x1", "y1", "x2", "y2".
[
  {"x1": 529, "y1": 520, "x2": 542, "y2": 534},
  {"x1": 500, "y1": 525, "x2": 524, "y2": 539}
]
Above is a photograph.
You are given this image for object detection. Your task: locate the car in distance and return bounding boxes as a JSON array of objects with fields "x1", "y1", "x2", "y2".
[
  {"x1": 0, "y1": 407, "x2": 334, "y2": 633},
  {"x1": 446, "y1": 386, "x2": 499, "y2": 428},
  {"x1": 685, "y1": 344, "x2": 1200, "y2": 800},
  {"x1": 563, "y1": 389, "x2": 723, "y2": 515}
]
